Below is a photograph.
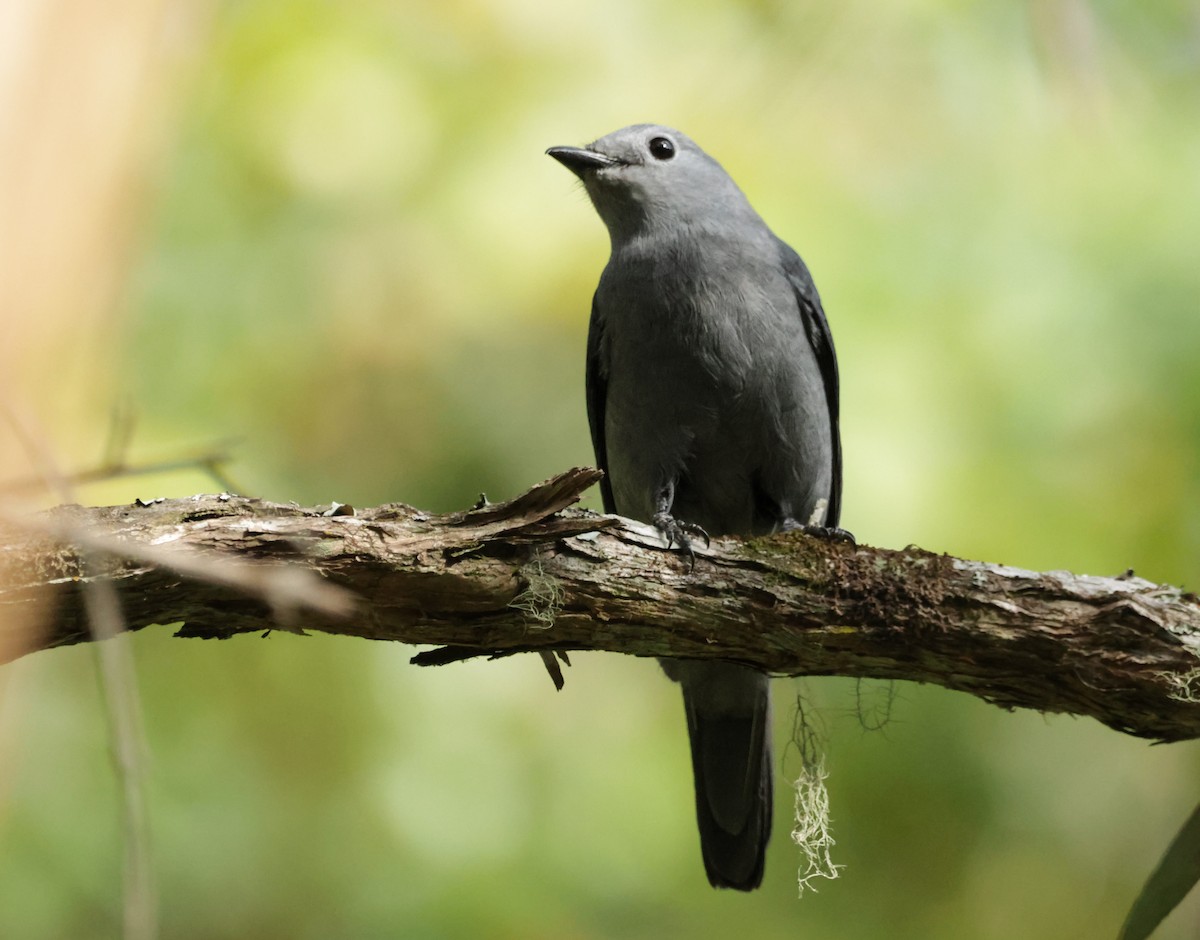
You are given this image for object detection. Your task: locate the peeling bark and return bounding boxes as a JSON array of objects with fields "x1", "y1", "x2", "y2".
[{"x1": 2, "y1": 467, "x2": 1199, "y2": 742}]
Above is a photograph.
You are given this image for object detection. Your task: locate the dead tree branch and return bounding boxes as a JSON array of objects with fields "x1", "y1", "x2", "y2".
[{"x1": 2, "y1": 467, "x2": 1199, "y2": 742}]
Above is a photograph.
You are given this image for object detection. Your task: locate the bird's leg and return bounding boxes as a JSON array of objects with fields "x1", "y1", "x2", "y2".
[{"x1": 652, "y1": 481, "x2": 710, "y2": 569}]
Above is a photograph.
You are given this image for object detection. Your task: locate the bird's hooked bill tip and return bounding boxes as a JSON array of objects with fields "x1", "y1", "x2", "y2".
[{"x1": 546, "y1": 146, "x2": 617, "y2": 175}]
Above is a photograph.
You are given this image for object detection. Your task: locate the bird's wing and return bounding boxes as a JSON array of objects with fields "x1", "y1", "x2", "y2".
[
  {"x1": 773, "y1": 236, "x2": 843, "y2": 528},
  {"x1": 585, "y1": 292, "x2": 616, "y2": 514}
]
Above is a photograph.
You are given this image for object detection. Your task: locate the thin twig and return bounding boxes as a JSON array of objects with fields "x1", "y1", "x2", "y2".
[
  {"x1": 0, "y1": 441, "x2": 242, "y2": 498},
  {"x1": 0, "y1": 398, "x2": 159, "y2": 940}
]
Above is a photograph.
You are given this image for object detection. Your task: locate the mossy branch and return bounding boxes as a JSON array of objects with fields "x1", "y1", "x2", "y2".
[{"x1": 3, "y1": 467, "x2": 1199, "y2": 742}]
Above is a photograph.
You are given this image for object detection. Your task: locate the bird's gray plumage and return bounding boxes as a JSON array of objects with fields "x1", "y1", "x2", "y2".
[{"x1": 549, "y1": 124, "x2": 842, "y2": 891}]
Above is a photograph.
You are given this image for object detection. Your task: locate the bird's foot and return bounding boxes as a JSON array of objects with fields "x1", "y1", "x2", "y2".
[
  {"x1": 801, "y1": 523, "x2": 856, "y2": 545},
  {"x1": 653, "y1": 511, "x2": 710, "y2": 570}
]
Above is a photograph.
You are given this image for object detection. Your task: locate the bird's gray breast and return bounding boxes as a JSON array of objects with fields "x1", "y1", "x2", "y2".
[{"x1": 596, "y1": 236, "x2": 833, "y2": 536}]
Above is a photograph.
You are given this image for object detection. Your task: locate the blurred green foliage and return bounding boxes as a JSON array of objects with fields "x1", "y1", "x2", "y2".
[{"x1": 4, "y1": 0, "x2": 1200, "y2": 937}]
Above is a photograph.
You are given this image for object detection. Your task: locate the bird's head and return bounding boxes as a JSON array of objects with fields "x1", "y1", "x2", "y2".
[{"x1": 547, "y1": 124, "x2": 752, "y2": 243}]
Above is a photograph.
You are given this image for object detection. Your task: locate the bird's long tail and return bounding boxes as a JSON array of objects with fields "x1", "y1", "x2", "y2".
[{"x1": 672, "y1": 660, "x2": 773, "y2": 890}]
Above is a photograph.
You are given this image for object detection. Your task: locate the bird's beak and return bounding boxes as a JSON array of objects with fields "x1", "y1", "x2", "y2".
[{"x1": 546, "y1": 146, "x2": 618, "y2": 177}]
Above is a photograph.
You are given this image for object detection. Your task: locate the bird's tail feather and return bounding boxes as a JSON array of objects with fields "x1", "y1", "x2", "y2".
[{"x1": 678, "y1": 663, "x2": 773, "y2": 891}]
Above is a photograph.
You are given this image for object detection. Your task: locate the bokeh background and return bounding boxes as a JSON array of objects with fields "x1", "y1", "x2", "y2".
[{"x1": 2, "y1": 1, "x2": 1200, "y2": 937}]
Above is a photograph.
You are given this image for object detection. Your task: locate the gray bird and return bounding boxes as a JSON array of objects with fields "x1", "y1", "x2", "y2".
[{"x1": 547, "y1": 124, "x2": 844, "y2": 891}]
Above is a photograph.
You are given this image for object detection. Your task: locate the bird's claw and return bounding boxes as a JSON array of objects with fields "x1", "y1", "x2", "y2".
[
  {"x1": 653, "y1": 512, "x2": 710, "y2": 570},
  {"x1": 801, "y1": 524, "x2": 856, "y2": 545}
]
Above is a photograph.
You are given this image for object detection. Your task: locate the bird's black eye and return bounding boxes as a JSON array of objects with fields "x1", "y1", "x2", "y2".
[{"x1": 648, "y1": 136, "x2": 676, "y2": 160}]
